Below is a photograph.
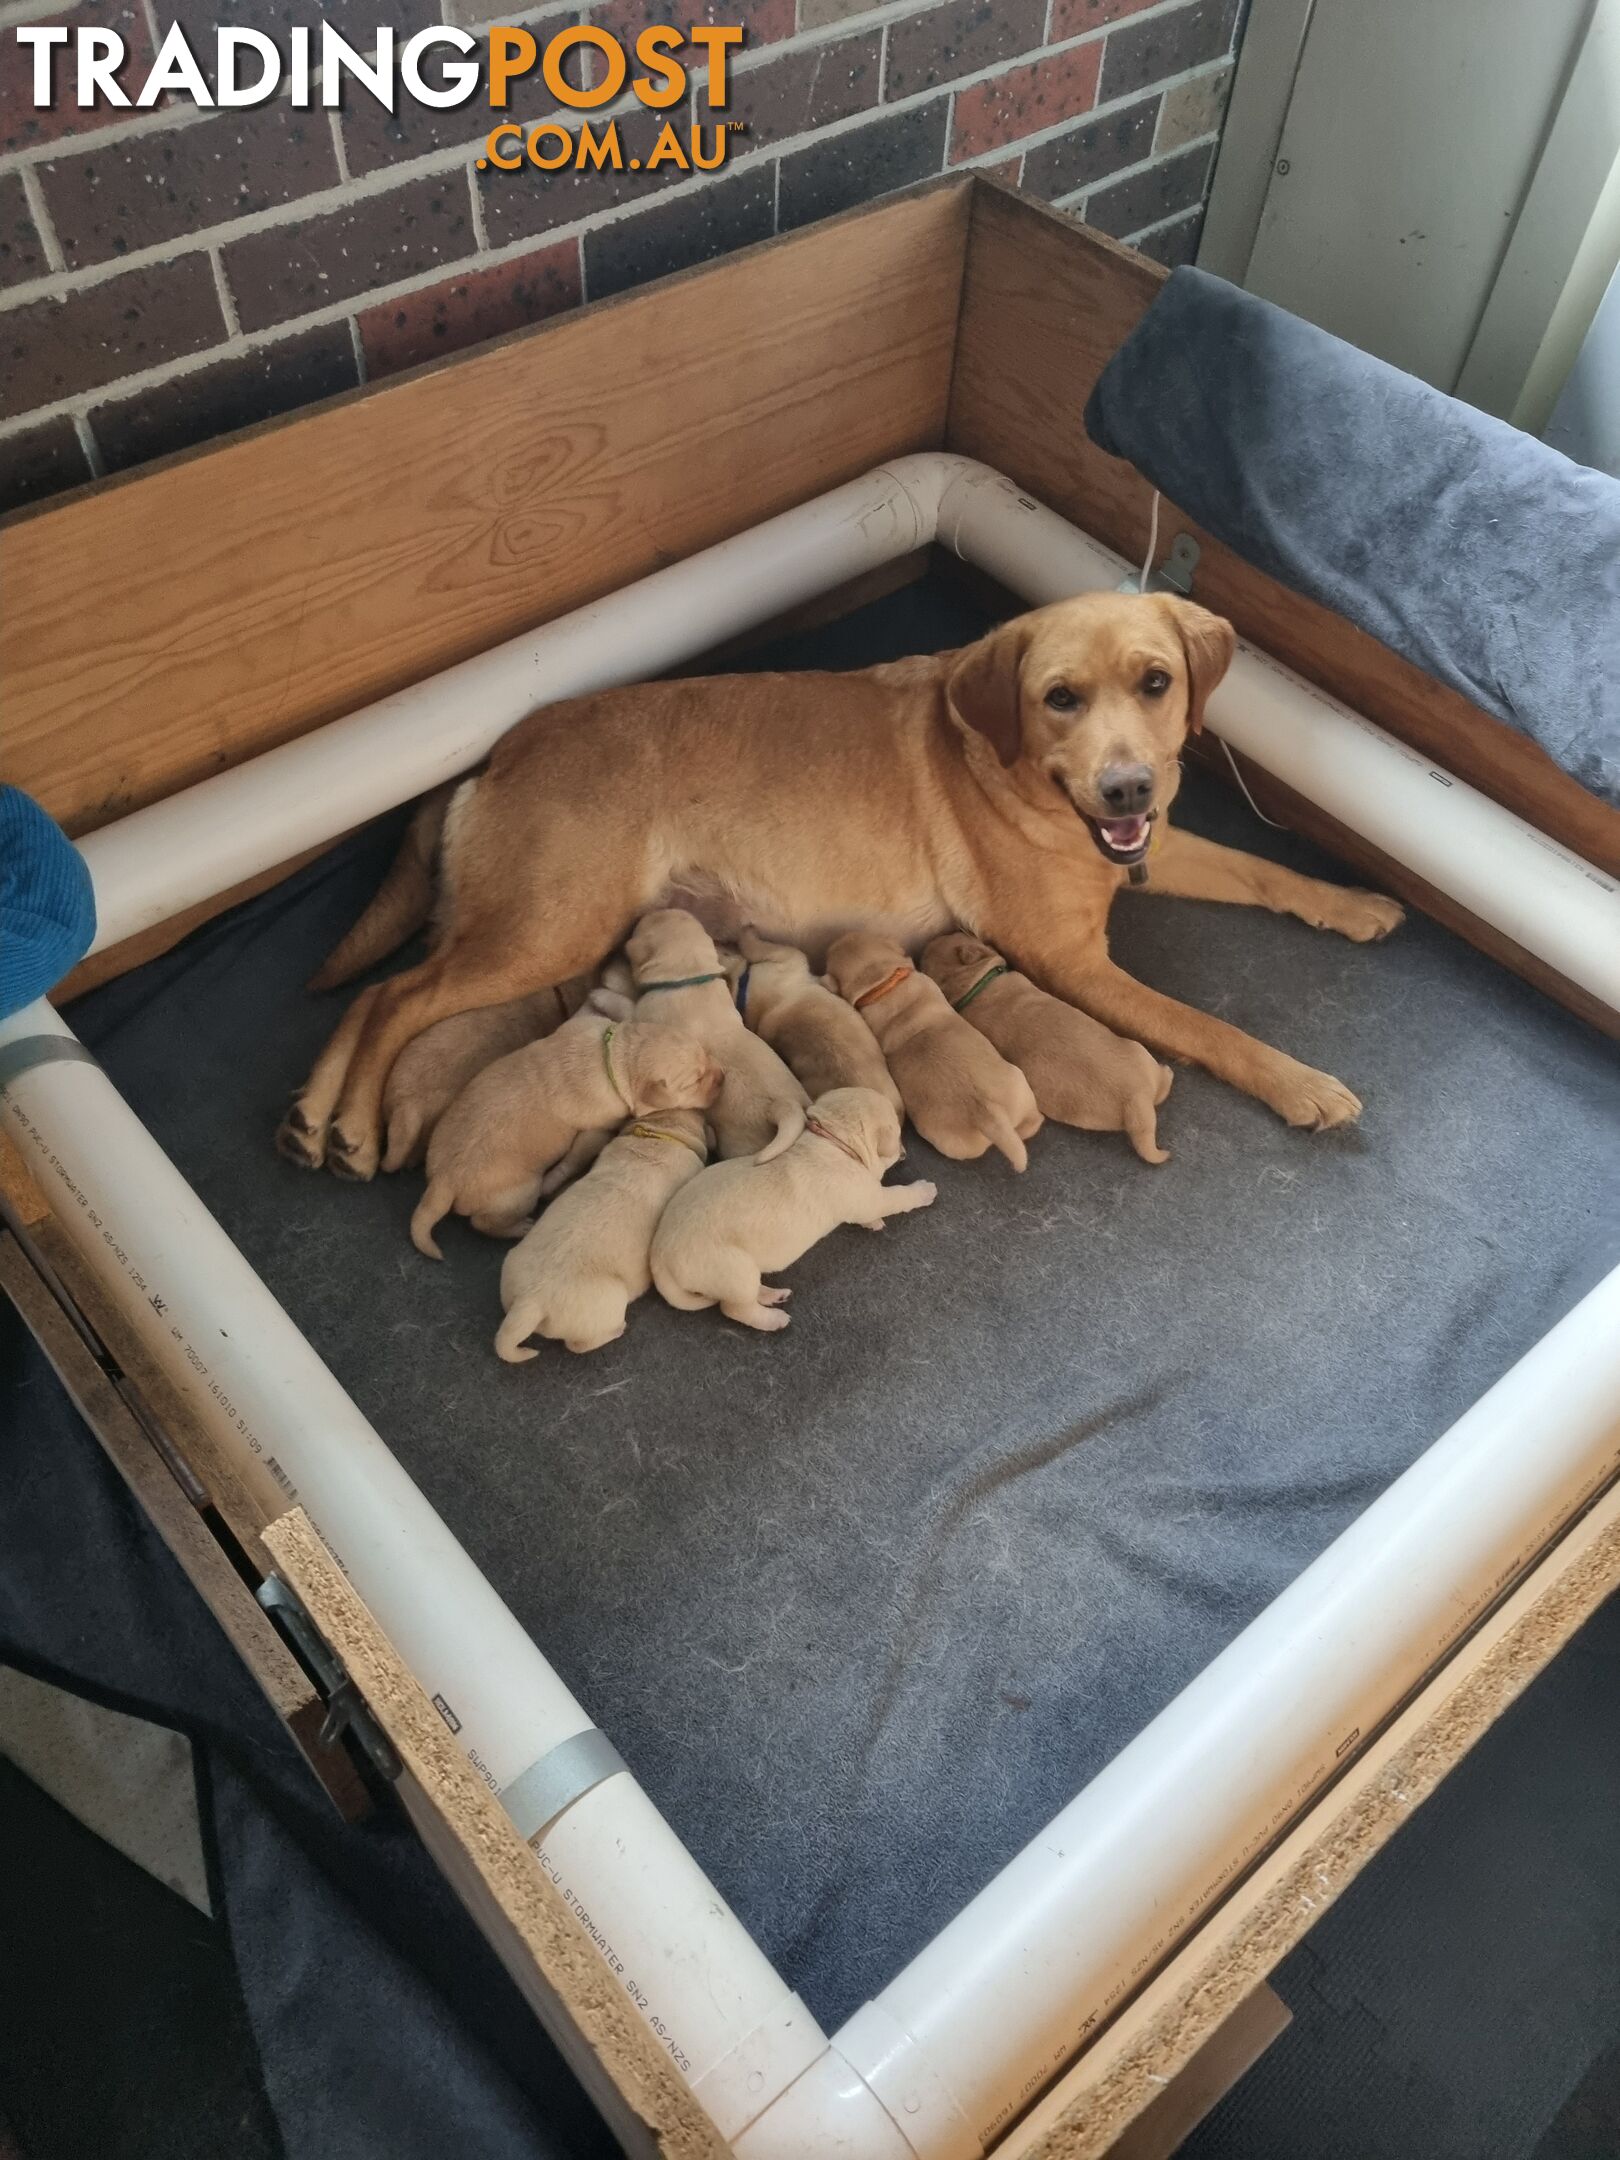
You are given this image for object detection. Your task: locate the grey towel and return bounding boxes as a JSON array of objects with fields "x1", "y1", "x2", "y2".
[{"x1": 1084, "y1": 266, "x2": 1620, "y2": 806}]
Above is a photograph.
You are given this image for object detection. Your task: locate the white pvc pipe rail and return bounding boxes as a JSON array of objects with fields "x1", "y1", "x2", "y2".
[{"x1": 6, "y1": 453, "x2": 1617, "y2": 2160}]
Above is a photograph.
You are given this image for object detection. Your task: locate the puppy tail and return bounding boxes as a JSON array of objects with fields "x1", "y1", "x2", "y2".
[
  {"x1": 1125, "y1": 1101, "x2": 1170, "y2": 1166},
  {"x1": 381, "y1": 1105, "x2": 426, "y2": 1175},
  {"x1": 308, "y1": 783, "x2": 453, "y2": 991},
  {"x1": 495, "y1": 1308, "x2": 541, "y2": 1363},
  {"x1": 410, "y1": 1183, "x2": 451, "y2": 1259},
  {"x1": 753, "y1": 1102, "x2": 807, "y2": 1164},
  {"x1": 652, "y1": 1261, "x2": 712, "y2": 1312},
  {"x1": 986, "y1": 1110, "x2": 1029, "y2": 1173}
]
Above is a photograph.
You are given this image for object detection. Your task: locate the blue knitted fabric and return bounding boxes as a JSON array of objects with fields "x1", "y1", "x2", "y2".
[{"x1": 0, "y1": 788, "x2": 96, "y2": 1018}]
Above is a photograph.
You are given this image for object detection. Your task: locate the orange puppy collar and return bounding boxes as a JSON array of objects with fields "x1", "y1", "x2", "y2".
[{"x1": 853, "y1": 964, "x2": 914, "y2": 1012}]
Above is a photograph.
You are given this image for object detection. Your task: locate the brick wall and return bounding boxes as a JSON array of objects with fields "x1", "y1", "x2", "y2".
[{"x1": 0, "y1": 0, "x2": 1246, "y2": 515}]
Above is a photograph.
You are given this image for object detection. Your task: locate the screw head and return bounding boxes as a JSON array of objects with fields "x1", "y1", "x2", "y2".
[{"x1": 1276, "y1": 156, "x2": 1291, "y2": 175}]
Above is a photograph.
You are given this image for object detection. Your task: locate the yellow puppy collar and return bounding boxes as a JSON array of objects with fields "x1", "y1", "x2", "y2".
[{"x1": 627, "y1": 1122, "x2": 707, "y2": 1161}]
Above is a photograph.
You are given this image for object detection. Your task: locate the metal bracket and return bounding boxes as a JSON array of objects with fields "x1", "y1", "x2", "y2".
[
  {"x1": 258, "y1": 1575, "x2": 401, "y2": 1783},
  {"x1": 1118, "y1": 530, "x2": 1200, "y2": 599}
]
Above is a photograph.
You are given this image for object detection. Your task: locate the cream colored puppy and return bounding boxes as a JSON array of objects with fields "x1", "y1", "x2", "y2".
[
  {"x1": 923, "y1": 932, "x2": 1174, "y2": 1164},
  {"x1": 651, "y1": 1087, "x2": 934, "y2": 1331},
  {"x1": 381, "y1": 980, "x2": 591, "y2": 1172},
  {"x1": 725, "y1": 928, "x2": 905, "y2": 1117},
  {"x1": 826, "y1": 930, "x2": 1043, "y2": 1171},
  {"x1": 411, "y1": 1008, "x2": 722, "y2": 1257},
  {"x1": 626, "y1": 909, "x2": 807, "y2": 1161},
  {"x1": 496, "y1": 1109, "x2": 711, "y2": 1360}
]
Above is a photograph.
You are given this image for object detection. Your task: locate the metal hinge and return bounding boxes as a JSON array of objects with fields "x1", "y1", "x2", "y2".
[{"x1": 258, "y1": 1575, "x2": 401, "y2": 1783}]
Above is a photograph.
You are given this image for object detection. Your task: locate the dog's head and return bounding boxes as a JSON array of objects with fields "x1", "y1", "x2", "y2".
[
  {"x1": 617, "y1": 1023, "x2": 725, "y2": 1112},
  {"x1": 824, "y1": 929, "x2": 912, "y2": 1009},
  {"x1": 737, "y1": 926, "x2": 811, "y2": 980},
  {"x1": 945, "y1": 592, "x2": 1235, "y2": 869},
  {"x1": 810, "y1": 1086, "x2": 904, "y2": 1173},
  {"x1": 626, "y1": 908, "x2": 720, "y2": 985},
  {"x1": 920, "y1": 931, "x2": 1002, "y2": 1002}
]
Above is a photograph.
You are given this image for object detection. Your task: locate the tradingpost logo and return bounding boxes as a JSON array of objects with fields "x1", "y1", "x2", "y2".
[{"x1": 13, "y1": 20, "x2": 747, "y2": 178}]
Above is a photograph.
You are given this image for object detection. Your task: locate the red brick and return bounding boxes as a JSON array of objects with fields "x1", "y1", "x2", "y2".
[
  {"x1": 981, "y1": 153, "x2": 1024, "y2": 187},
  {"x1": 1048, "y1": 0, "x2": 1162, "y2": 41},
  {"x1": 950, "y1": 39, "x2": 1101, "y2": 162},
  {"x1": 726, "y1": 32, "x2": 880, "y2": 151},
  {"x1": 91, "y1": 319, "x2": 357, "y2": 468},
  {"x1": 340, "y1": 32, "x2": 577, "y2": 174},
  {"x1": 155, "y1": 0, "x2": 440, "y2": 76},
  {"x1": 0, "y1": 256, "x2": 224, "y2": 415},
  {"x1": 0, "y1": 0, "x2": 156, "y2": 159},
  {"x1": 0, "y1": 172, "x2": 49, "y2": 290},
  {"x1": 39, "y1": 103, "x2": 339, "y2": 271},
  {"x1": 223, "y1": 171, "x2": 476, "y2": 332},
  {"x1": 0, "y1": 415, "x2": 92, "y2": 512},
  {"x1": 885, "y1": 0, "x2": 1046, "y2": 104},
  {"x1": 585, "y1": 0, "x2": 795, "y2": 100},
  {"x1": 358, "y1": 240, "x2": 582, "y2": 377}
]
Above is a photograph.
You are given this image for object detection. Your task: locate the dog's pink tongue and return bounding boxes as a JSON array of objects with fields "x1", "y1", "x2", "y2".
[{"x1": 1102, "y1": 815, "x2": 1148, "y2": 850}]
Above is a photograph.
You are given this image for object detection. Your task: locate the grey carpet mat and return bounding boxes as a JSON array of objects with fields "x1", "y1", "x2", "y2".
[{"x1": 68, "y1": 581, "x2": 1620, "y2": 2033}]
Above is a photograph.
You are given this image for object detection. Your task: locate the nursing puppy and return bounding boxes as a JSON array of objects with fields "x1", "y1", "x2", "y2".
[
  {"x1": 626, "y1": 909, "x2": 808, "y2": 1161},
  {"x1": 381, "y1": 980, "x2": 590, "y2": 1172},
  {"x1": 727, "y1": 928, "x2": 905, "y2": 1117},
  {"x1": 410, "y1": 1008, "x2": 721, "y2": 1257},
  {"x1": 826, "y1": 931, "x2": 1043, "y2": 1171},
  {"x1": 651, "y1": 1087, "x2": 934, "y2": 1331},
  {"x1": 496, "y1": 1109, "x2": 711, "y2": 1360},
  {"x1": 922, "y1": 933, "x2": 1174, "y2": 1165}
]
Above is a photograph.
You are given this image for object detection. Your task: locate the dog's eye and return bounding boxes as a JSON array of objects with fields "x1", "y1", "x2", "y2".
[
  {"x1": 1142, "y1": 668, "x2": 1172, "y2": 697},
  {"x1": 1044, "y1": 685, "x2": 1080, "y2": 712}
]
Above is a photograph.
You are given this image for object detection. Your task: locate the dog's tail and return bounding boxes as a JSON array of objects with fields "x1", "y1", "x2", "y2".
[
  {"x1": 381, "y1": 1104, "x2": 427, "y2": 1175},
  {"x1": 986, "y1": 1110, "x2": 1029, "y2": 1173},
  {"x1": 651, "y1": 1256, "x2": 713, "y2": 1311},
  {"x1": 308, "y1": 783, "x2": 455, "y2": 992},
  {"x1": 1125, "y1": 1063, "x2": 1174, "y2": 1165},
  {"x1": 495, "y1": 1306, "x2": 541, "y2": 1363},
  {"x1": 753, "y1": 1101, "x2": 807, "y2": 1164},
  {"x1": 410, "y1": 1182, "x2": 452, "y2": 1259}
]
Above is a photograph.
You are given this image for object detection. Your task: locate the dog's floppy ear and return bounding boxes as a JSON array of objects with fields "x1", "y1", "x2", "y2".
[
  {"x1": 1162, "y1": 599, "x2": 1235, "y2": 736},
  {"x1": 946, "y1": 623, "x2": 1027, "y2": 767}
]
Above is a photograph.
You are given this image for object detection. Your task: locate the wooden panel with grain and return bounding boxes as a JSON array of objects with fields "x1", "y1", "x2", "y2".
[
  {"x1": 947, "y1": 183, "x2": 1620, "y2": 884},
  {"x1": 1, "y1": 182, "x2": 970, "y2": 838}
]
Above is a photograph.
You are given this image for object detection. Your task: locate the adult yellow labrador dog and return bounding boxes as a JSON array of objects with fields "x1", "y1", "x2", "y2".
[{"x1": 281, "y1": 590, "x2": 1403, "y2": 1178}]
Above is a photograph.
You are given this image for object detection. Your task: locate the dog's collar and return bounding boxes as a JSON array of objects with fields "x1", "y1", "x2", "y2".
[
  {"x1": 601, "y1": 1024, "x2": 631, "y2": 1109},
  {"x1": 638, "y1": 972, "x2": 725, "y2": 993},
  {"x1": 803, "y1": 1115, "x2": 865, "y2": 1166},
  {"x1": 951, "y1": 961, "x2": 1007, "y2": 1014},
  {"x1": 1127, "y1": 816, "x2": 1168, "y2": 888},
  {"x1": 627, "y1": 1121, "x2": 707, "y2": 1161},
  {"x1": 853, "y1": 964, "x2": 914, "y2": 1012},
  {"x1": 734, "y1": 964, "x2": 752, "y2": 1018}
]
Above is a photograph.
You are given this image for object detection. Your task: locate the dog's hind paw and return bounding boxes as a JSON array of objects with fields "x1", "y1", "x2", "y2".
[
  {"x1": 326, "y1": 1125, "x2": 380, "y2": 1180},
  {"x1": 275, "y1": 1103, "x2": 326, "y2": 1168}
]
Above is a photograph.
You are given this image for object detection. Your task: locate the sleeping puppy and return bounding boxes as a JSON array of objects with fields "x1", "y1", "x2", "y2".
[
  {"x1": 650, "y1": 1087, "x2": 935, "y2": 1331},
  {"x1": 496, "y1": 1109, "x2": 711, "y2": 1360},
  {"x1": 381, "y1": 980, "x2": 591, "y2": 1172},
  {"x1": 410, "y1": 1007, "x2": 722, "y2": 1257},
  {"x1": 626, "y1": 909, "x2": 808, "y2": 1161},
  {"x1": 825, "y1": 930, "x2": 1043, "y2": 1172},
  {"x1": 922, "y1": 933, "x2": 1174, "y2": 1165},
  {"x1": 726, "y1": 928, "x2": 905, "y2": 1117}
]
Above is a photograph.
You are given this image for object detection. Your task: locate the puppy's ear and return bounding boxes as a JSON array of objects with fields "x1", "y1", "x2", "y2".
[
  {"x1": 1162, "y1": 599, "x2": 1235, "y2": 737},
  {"x1": 946, "y1": 623, "x2": 1027, "y2": 767}
]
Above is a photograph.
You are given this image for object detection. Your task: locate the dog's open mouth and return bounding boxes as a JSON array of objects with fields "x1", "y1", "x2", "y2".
[{"x1": 1080, "y1": 809, "x2": 1157, "y2": 865}]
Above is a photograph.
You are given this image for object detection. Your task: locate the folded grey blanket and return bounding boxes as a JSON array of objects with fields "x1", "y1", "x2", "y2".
[{"x1": 1084, "y1": 267, "x2": 1620, "y2": 807}]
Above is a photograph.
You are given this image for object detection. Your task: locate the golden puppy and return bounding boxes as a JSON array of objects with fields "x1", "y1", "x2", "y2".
[
  {"x1": 495, "y1": 1108, "x2": 711, "y2": 1360},
  {"x1": 651, "y1": 1087, "x2": 934, "y2": 1331},
  {"x1": 410, "y1": 1008, "x2": 721, "y2": 1257},
  {"x1": 381, "y1": 981, "x2": 589, "y2": 1173},
  {"x1": 826, "y1": 930, "x2": 1043, "y2": 1171},
  {"x1": 726, "y1": 928, "x2": 905, "y2": 1117},
  {"x1": 922, "y1": 933, "x2": 1174, "y2": 1164},
  {"x1": 626, "y1": 909, "x2": 808, "y2": 1161}
]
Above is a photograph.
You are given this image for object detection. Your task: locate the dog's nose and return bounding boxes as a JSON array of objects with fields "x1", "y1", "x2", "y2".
[{"x1": 1098, "y1": 763, "x2": 1155, "y2": 815}]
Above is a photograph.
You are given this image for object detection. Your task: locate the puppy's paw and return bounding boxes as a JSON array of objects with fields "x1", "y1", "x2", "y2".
[
  {"x1": 1267, "y1": 1061, "x2": 1363, "y2": 1132},
  {"x1": 863, "y1": 1219, "x2": 887, "y2": 1231},
  {"x1": 911, "y1": 1180, "x2": 939, "y2": 1207},
  {"x1": 326, "y1": 1124, "x2": 380, "y2": 1180},
  {"x1": 275, "y1": 1095, "x2": 328, "y2": 1168},
  {"x1": 1306, "y1": 887, "x2": 1406, "y2": 942}
]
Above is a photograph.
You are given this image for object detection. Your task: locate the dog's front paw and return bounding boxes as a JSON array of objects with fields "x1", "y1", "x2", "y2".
[
  {"x1": 326, "y1": 1123, "x2": 380, "y2": 1181},
  {"x1": 1267, "y1": 1061, "x2": 1363, "y2": 1132},
  {"x1": 1310, "y1": 888, "x2": 1406, "y2": 942},
  {"x1": 275, "y1": 1096, "x2": 327, "y2": 1169},
  {"x1": 912, "y1": 1180, "x2": 939, "y2": 1207}
]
